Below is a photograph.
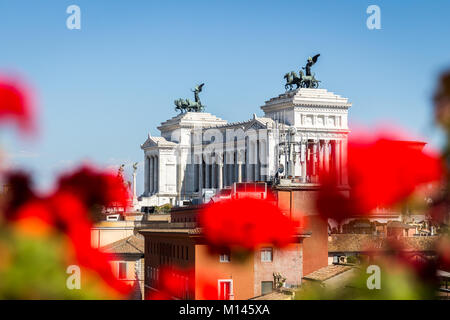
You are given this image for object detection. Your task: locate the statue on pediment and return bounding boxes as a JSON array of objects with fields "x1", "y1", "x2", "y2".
[
  {"x1": 284, "y1": 54, "x2": 321, "y2": 90},
  {"x1": 174, "y1": 83, "x2": 205, "y2": 113}
]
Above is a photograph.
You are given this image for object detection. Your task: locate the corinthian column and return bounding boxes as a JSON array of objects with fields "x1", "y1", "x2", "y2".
[
  {"x1": 211, "y1": 159, "x2": 216, "y2": 189},
  {"x1": 154, "y1": 156, "x2": 158, "y2": 193},
  {"x1": 324, "y1": 140, "x2": 330, "y2": 173},
  {"x1": 205, "y1": 163, "x2": 210, "y2": 189},
  {"x1": 312, "y1": 140, "x2": 318, "y2": 182},
  {"x1": 132, "y1": 168, "x2": 137, "y2": 204},
  {"x1": 218, "y1": 153, "x2": 223, "y2": 189},
  {"x1": 237, "y1": 149, "x2": 243, "y2": 183},
  {"x1": 319, "y1": 140, "x2": 324, "y2": 172},
  {"x1": 144, "y1": 156, "x2": 149, "y2": 195},
  {"x1": 341, "y1": 138, "x2": 349, "y2": 185},
  {"x1": 301, "y1": 140, "x2": 307, "y2": 183},
  {"x1": 149, "y1": 156, "x2": 154, "y2": 194},
  {"x1": 334, "y1": 140, "x2": 341, "y2": 184},
  {"x1": 198, "y1": 156, "x2": 203, "y2": 193},
  {"x1": 246, "y1": 141, "x2": 252, "y2": 182}
]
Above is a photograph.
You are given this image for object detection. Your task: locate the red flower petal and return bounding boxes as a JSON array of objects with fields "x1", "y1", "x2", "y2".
[
  {"x1": 200, "y1": 197, "x2": 298, "y2": 252},
  {"x1": 57, "y1": 165, "x2": 130, "y2": 211},
  {"x1": 317, "y1": 132, "x2": 444, "y2": 222},
  {"x1": 0, "y1": 76, "x2": 35, "y2": 135}
]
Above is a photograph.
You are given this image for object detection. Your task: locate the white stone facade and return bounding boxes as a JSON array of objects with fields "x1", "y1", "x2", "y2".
[{"x1": 138, "y1": 88, "x2": 351, "y2": 207}]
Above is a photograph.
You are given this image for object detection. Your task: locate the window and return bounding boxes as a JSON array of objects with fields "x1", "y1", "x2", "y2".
[
  {"x1": 118, "y1": 262, "x2": 127, "y2": 279},
  {"x1": 261, "y1": 248, "x2": 273, "y2": 262},
  {"x1": 261, "y1": 281, "x2": 273, "y2": 295},
  {"x1": 219, "y1": 253, "x2": 230, "y2": 263}
]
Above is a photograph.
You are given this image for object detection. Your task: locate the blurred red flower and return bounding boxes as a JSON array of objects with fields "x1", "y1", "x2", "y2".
[
  {"x1": 0, "y1": 76, "x2": 34, "y2": 135},
  {"x1": 199, "y1": 197, "x2": 299, "y2": 252},
  {"x1": 14, "y1": 199, "x2": 55, "y2": 237},
  {"x1": 146, "y1": 267, "x2": 193, "y2": 300},
  {"x1": 49, "y1": 191, "x2": 132, "y2": 295},
  {"x1": 4, "y1": 172, "x2": 132, "y2": 296},
  {"x1": 56, "y1": 165, "x2": 129, "y2": 211},
  {"x1": 3, "y1": 171, "x2": 36, "y2": 220},
  {"x1": 146, "y1": 267, "x2": 218, "y2": 300},
  {"x1": 317, "y1": 133, "x2": 443, "y2": 222}
]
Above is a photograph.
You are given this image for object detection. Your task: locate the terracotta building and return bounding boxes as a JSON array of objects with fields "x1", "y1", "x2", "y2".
[
  {"x1": 140, "y1": 222, "x2": 309, "y2": 300},
  {"x1": 139, "y1": 182, "x2": 329, "y2": 299},
  {"x1": 101, "y1": 234, "x2": 145, "y2": 299},
  {"x1": 275, "y1": 184, "x2": 329, "y2": 276},
  {"x1": 328, "y1": 234, "x2": 439, "y2": 265}
]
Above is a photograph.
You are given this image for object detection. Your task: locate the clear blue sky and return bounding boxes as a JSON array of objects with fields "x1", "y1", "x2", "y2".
[{"x1": 1, "y1": 0, "x2": 449, "y2": 194}]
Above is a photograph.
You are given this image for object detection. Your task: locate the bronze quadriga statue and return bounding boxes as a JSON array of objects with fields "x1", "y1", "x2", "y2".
[
  {"x1": 284, "y1": 54, "x2": 321, "y2": 91},
  {"x1": 174, "y1": 83, "x2": 205, "y2": 113}
]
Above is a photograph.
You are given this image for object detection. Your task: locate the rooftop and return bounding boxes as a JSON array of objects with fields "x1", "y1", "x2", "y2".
[
  {"x1": 139, "y1": 226, "x2": 312, "y2": 238},
  {"x1": 303, "y1": 265, "x2": 353, "y2": 282},
  {"x1": 101, "y1": 235, "x2": 144, "y2": 255},
  {"x1": 328, "y1": 234, "x2": 439, "y2": 253},
  {"x1": 387, "y1": 221, "x2": 415, "y2": 229},
  {"x1": 250, "y1": 289, "x2": 295, "y2": 300}
]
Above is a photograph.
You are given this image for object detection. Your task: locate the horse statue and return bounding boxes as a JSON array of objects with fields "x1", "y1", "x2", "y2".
[
  {"x1": 283, "y1": 54, "x2": 321, "y2": 90},
  {"x1": 284, "y1": 71, "x2": 303, "y2": 91},
  {"x1": 174, "y1": 98, "x2": 188, "y2": 113},
  {"x1": 174, "y1": 98, "x2": 204, "y2": 113},
  {"x1": 174, "y1": 83, "x2": 206, "y2": 113},
  {"x1": 185, "y1": 99, "x2": 204, "y2": 112},
  {"x1": 299, "y1": 70, "x2": 320, "y2": 88}
]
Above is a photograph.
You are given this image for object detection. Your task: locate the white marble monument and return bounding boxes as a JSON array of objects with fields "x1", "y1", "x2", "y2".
[{"x1": 138, "y1": 88, "x2": 351, "y2": 208}]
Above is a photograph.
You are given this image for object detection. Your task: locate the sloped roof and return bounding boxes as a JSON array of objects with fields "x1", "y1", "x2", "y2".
[
  {"x1": 254, "y1": 117, "x2": 276, "y2": 127},
  {"x1": 387, "y1": 221, "x2": 415, "y2": 229},
  {"x1": 251, "y1": 290, "x2": 294, "y2": 300},
  {"x1": 101, "y1": 235, "x2": 144, "y2": 255},
  {"x1": 139, "y1": 226, "x2": 311, "y2": 237},
  {"x1": 141, "y1": 135, "x2": 178, "y2": 149},
  {"x1": 303, "y1": 265, "x2": 353, "y2": 282},
  {"x1": 328, "y1": 234, "x2": 438, "y2": 253}
]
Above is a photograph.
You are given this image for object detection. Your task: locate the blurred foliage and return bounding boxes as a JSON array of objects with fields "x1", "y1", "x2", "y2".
[
  {"x1": 0, "y1": 226, "x2": 117, "y2": 299},
  {"x1": 295, "y1": 262, "x2": 437, "y2": 300},
  {"x1": 346, "y1": 255, "x2": 361, "y2": 264},
  {"x1": 155, "y1": 203, "x2": 172, "y2": 214}
]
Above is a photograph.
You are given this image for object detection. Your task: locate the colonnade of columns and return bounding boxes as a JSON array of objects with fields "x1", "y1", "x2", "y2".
[
  {"x1": 195, "y1": 139, "x2": 267, "y2": 191},
  {"x1": 147, "y1": 155, "x2": 159, "y2": 194},
  {"x1": 301, "y1": 138, "x2": 347, "y2": 184},
  {"x1": 194, "y1": 137, "x2": 347, "y2": 192},
  {"x1": 145, "y1": 138, "x2": 348, "y2": 197}
]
